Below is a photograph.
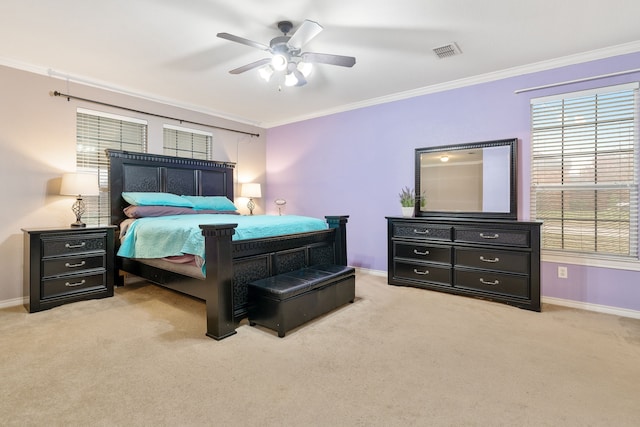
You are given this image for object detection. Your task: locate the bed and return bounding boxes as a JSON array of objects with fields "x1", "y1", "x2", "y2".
[{"x1": 107, "y1": 149, "x2": 349, "y2": 340}]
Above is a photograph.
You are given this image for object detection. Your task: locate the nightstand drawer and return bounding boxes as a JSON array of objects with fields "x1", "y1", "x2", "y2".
[
  {"x1": 42, "y1": 271, "x2": 107, "y2": 299},
  {"x1": 42, "y1": 254, "x2": 106, "y2": 278},
  {"x1": 42, "y1": 233, "x2": 107, "y2": 257}
]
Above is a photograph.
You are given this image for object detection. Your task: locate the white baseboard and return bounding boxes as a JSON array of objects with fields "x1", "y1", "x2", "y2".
[
  {"x1": 357, "y1": 267, "x2": 640, "y2": 319},
  {"x1": 3, "y1": 271, "x2": 639, "y2": 320},
  {"x1": 0, "y1": 297, "x2": 27, "y2": 309},
  {"x1": 542, "y1": 296, "x2": 640, "y2": 319}
]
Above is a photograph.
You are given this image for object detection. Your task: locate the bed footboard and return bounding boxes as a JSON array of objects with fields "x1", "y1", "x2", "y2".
[{"x1": 200, "y1": 215, "x2": 349, "y2": 340}]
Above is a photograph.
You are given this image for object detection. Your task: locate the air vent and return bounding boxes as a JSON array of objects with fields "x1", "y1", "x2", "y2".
[{"x1": 433, "y1": 43, "x2": 462, "y2": 59}]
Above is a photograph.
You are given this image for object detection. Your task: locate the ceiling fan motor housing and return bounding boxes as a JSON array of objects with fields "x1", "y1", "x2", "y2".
[{"x1": 277, "y1": 21, "x2": 293, "y2": 35}]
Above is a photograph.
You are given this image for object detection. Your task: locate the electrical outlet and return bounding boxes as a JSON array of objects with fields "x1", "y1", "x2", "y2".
[{"x1": 558, "y1": 266, "x2": 568, "y2": 279}]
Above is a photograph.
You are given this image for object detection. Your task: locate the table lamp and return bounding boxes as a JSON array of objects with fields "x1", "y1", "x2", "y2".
[
  {"x1": 241, "y1": 183, "x2": 261, "y2": 215},
  {"x1": 60, "y1": 172, "x2": 99, "y2": 227}
]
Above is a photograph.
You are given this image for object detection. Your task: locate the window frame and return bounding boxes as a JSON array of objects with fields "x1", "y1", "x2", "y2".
[
  {"x1": 163, "y1": 124, "x2": 213, "y2": 160},
  {"x1": 76, "y1": 108, "x2": 148, "y2": 226},
  {"x1": 530, "y1": 82, "x2": 639, "y2": 265}
]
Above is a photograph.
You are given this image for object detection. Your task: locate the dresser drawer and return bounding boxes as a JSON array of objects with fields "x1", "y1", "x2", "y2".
[
  {"x1": 454, "y1": 269, "x2": 529, "y2": 299},
  {"x1": 41, "y1": 271, "x2": 108, "y2": 299},
  {"x1": 394, "y1": 242, "x2": 451, "y2": 264},
  {"x1": 42, "y1": 233, "x2": 107, "y2": 257},
  {"x1": 393, "y1": 223, "x2": 451, "y2": 241},
  {"x1": 393, "y1": 260, "x2": 452, "y2": 286},
  {"x1": 42, "y1": 254, "x2": 106, "y2": 278},
  {"x1": 454, "y1": 247, "x2": 529, "y2": 274},
  {"x1": 454, "y1": 227, "x2": 530, "y2": 247}
]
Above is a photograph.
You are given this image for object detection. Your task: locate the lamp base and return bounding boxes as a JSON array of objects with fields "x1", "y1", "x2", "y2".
[
  {"x1": 70, "y1": 197, "x2": 87, "y2": 227},
  {"x1": 247, "y1": 198, "x2": 256, "y2": 215}
]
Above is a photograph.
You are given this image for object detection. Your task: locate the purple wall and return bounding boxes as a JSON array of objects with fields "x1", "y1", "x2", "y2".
[{"x1": 266, "y1": 51, "x2": 640, "y2": 312}]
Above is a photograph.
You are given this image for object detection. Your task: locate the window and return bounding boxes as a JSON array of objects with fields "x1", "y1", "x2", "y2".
[
  {"x1": 530, "y1": 83, "x2": 639, "y2": 259},
  {"x1": 76, "y1": 108, "x2": 147, "y2": 225},
  {"x1": 163, "y1": 125, "x2": 212, "y2": 160}
]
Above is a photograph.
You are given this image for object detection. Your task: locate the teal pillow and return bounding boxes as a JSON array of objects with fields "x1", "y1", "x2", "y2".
[
  {"x1": 122, "y1": 192, "x2": 194, "y2": 208},
  {"x1": 181, "y1": 195, "x2": 238, "y2": 211}
]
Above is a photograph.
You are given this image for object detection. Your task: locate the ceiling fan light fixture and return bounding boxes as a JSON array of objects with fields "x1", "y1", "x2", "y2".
[
  {"x1": 271, "y1": 54, "x2": 288, "y2": 71},
  {"x1": 297, "y1": 61, "x2": 313, "y2": 77},
  {"x1": 284, "y1": 72, "x2": 299, "y2": 87},
  {"x1": 258, "y1": 65, "x2": 274, "y2": 82}
]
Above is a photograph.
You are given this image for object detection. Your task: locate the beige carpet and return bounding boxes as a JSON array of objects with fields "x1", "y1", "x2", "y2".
[{"x1": 1, "y1": 272, "x2": 639, "y2": 427}]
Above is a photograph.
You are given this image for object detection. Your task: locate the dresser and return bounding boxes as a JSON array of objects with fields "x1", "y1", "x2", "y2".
[
  {"x1": 387, "y1": 217, "x2": 541, "y2": 311},
  {"x1": 22, "y1": 226, "x2": 116, "y2": 312}
]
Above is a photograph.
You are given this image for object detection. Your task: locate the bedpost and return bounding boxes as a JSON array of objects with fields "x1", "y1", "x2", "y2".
[
  {"x1": 200, "y1": 223, "x2": 238, "y2": 340},
  {"x1": 325, "y1": 216, "x2": 349, "y2": 266}
]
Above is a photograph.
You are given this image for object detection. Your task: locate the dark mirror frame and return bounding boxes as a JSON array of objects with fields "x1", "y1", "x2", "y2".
[{"x1": 414, "y1": 138, "x2": 518, "y2": 220}]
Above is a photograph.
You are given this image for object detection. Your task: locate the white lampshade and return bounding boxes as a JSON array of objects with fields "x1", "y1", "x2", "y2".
[
  {"x1": 60, "y1": 172, "x2": 99, "y2": 196},
  {"x1": 258, "y1": 65, "x2": 274, "y2": 82},
  {"x1": 240, "y1": 183, "x2": 262, "y2": 198},
  {"x1": 271, "y1": 54, "x2": 288, "y2": 71},
  {"x1": 284, "y1": 72, "x2": 299, "y2": 87}
]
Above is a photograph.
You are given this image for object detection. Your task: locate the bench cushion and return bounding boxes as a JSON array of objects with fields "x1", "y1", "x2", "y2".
[{"x1": 248, "y1": 264, "x2": 355, "y2": 301}]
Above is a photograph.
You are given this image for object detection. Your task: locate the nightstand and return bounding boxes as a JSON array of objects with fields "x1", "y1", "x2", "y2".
[{"x1": 22, "y1": 226, "x2": 117, "y2": 313}]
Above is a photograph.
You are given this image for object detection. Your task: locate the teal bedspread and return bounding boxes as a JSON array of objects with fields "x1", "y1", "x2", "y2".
[{"x1": 118, "y1": 214, "x2": 328, "y2": 263}]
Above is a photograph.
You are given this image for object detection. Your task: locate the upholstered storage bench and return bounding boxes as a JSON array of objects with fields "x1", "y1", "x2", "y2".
[{"x1": 247, "y1": 264, "x2": 356, "y2": 337}]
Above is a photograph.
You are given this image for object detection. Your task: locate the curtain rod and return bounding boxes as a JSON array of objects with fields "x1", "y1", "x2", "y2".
[
  {"x1": 50, "y1": 90, "x2": 260, "y2": 138},
  {"x1": 514, "y1": 68, "x2": 640, "y2": 94}
]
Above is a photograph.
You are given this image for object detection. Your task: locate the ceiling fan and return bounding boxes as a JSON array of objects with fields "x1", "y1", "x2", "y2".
[{"x1": 217, "y1": 19, "x2": 356, "y2": 87}]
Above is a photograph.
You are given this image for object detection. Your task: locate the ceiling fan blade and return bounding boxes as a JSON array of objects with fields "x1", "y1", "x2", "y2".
[
  {"x1": 301, "y1": 52, "x2": 356, "y2": 67},
  {"x1": 229, "y1": 58, "x2": 271, "y2": 74},
  {"x1": 217, "y1": 32, "x2": 270, "y2": 51},
  {"x1": 287, "y1": 20, "x2": 323, "y2": 50}
]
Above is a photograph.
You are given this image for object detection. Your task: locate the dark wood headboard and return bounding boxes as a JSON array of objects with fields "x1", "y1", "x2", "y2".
[{"x1": 107, "y1": 150, "x2": 235, "y2": 226}]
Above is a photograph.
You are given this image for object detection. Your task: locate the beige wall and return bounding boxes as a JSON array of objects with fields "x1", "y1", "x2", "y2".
[{"x1": 0, "y1": 65, "x2": 266, "y2": 305}]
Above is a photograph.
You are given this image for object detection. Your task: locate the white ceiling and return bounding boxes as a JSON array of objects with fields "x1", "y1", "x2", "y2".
[{"x1": 2, "y1": 0, "x2": 640, "y2": 128}]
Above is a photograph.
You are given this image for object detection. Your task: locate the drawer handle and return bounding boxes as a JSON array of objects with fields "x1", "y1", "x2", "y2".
[
  {"x1": 413, "y1": 229, "x2": 430, "y2": 235},
  {"x1": 479, "y1": 278, "x2": 499, "y2": 286},
  {"x1": 413, "y1": 268, "x2": 430, "y2": 275},
  {"x1": 479, "y1": 233, "x2": 499, "y2": 239},
  {"x1": 65, "y1": 242, "x2": 86, "y2": 249},
  {"x1": 65, "y1": 279, "x2": 86, "y2": 287},
  {"x1": 479, "y1": 256, "x2": 499, "y2": 263},
  {"x1": 65, "y1": 261, "x2": 86, "y2": 268},
  {"x1": 413, "y1": 249, "x2": 430, "y2": 256}
]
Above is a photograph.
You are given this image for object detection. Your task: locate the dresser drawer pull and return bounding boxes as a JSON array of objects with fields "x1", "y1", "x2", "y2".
[
  {"x1": 479, "y1": 278, "x2": 499, "y2": 285},
  {"x1": 65, "y1": 279, "x2": 86, "y2": 287},
  {"x1": 413, "y1": 249, "x2": 430, "y2": 256},
  {"x1": 65, "y1": 261, "x2": 86, "y2": 268},
  {"x1": 413, "y1": 268, "x2": 429, "y2": 275},
  {"x1": 479, "y1": 256, "x2": 499, "y2": 263},
  {"x1": 413, "y1": 229, "x2": 430, "y2": 235},
  {"x1": 65, "y1": 242, "x2": 86, "y2": 249},
  {"x1": 479, "y1": 233, "x2": 499, "y2": 239}
]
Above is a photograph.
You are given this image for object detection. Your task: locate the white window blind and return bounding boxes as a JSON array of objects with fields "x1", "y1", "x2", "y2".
[
  {"x1": 76, "y1": 108, "x2": 148, "y2": 225},
  {"x1": 530, "y1": 83, "x2": 639, "y2": 258},
  {"x1": 163, "y1": 125, "x2": 212, "y2": 160}
]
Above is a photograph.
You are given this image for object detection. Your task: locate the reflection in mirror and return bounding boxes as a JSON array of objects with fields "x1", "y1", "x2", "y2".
[{"x1": 415, "y1": 139, "x2": 517, "y2": 219}]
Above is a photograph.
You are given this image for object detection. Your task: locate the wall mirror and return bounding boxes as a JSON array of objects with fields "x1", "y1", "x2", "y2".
[{"x1": 415, "y1": 138, "x2": 517, "y2": 219}]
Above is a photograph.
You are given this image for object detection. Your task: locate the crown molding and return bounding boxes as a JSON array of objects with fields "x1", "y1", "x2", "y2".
[
  {"x1": 0, "y1": 58, "x2": 264, "y2": 130},
  {"x1": 262, "y1": 40, "x2": 640, "y2": 128},
  {"x1": 3, "y1": 40, "x2": 640, "y2": 130}
]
